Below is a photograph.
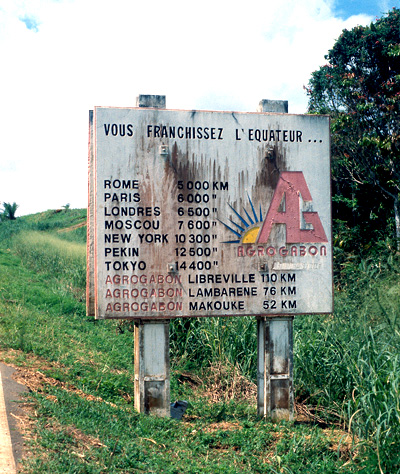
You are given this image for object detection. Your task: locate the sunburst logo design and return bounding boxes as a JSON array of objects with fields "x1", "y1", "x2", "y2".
[
  {"x1": 218, "y1": 194, "x2": 263, "y2": 244},
  {"x1": 218, "y1": 171, "x2": 328, "y2": 246}
]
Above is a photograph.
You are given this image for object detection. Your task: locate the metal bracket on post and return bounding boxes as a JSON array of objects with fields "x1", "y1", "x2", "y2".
[
  {"x1": 133, "y1": 94, "x2": 170, "y2": 417},
  {"x1": 257, "y1": 317, "x2": 294, "y2": 420}
]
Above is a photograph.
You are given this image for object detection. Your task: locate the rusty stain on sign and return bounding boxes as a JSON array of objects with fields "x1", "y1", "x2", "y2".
[{"x1": 92, "y1": 107, "x2": 332, "y2": 320}]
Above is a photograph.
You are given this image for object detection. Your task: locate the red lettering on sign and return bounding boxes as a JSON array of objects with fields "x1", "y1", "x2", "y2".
[{"x1": 257, "y1": 171, "x2": 328, "y2": 244}]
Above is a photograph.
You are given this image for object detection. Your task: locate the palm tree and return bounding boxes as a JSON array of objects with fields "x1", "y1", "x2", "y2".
[{"x1": 2, "y1": 202, "x2": 19, "y2": 220}]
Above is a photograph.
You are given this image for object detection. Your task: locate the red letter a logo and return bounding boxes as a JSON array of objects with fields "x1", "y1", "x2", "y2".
[{"x1": 257, "y1": 171, "x2": 328, "y2": 244}]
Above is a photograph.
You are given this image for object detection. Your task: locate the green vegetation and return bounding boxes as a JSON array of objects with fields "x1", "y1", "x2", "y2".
[
  {"x1": 307, "y1": 8, "x2": 400, "y2": 250},
  {"x1": 1, "y1": 202, "x2": 19, "y2": 221},
  {"x1": 13, "y1": 231, "x2": 86, "y2": 289},
  {"x1": 300, "y1": 14, "x2": 400, "y2": 470},
  {"x1": 0, "y1": 11, "x2": 398, "y2": 472},
  {"x1": 0, "y1": 204, "x2": 399, "y2": 473},
  {"x1": 0, "y1": 207, "x2": 363, "y2": 474}
]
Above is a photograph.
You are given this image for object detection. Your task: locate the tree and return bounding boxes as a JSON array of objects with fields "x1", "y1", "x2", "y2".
[
  {"x1": 306, "y1": 8, "x2": 400, "y2": 249},
  {"x1": 1, "y1": 202, "x2": 19, "y2": 220}
]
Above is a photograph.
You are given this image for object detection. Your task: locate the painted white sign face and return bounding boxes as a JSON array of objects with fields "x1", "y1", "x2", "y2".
[{"x1": 93, "y1": 107, "x2": 332, "y2": 319}]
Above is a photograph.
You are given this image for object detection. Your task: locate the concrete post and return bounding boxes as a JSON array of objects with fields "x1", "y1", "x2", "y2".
[
  {"x1": 133, "y1": 94, "x2": 170, "y2": 416},
  {"x1": 136, "y1": 94, "x2": 166, "y2": 109},
  {"x1": 258, "y1": 99, "x2": 288, "y2": 114},
  {"x1": 257, "y1": 317, "x2": 294, "y2": 420},
  {"x1": 134, "y1": 320, "x2": 170, "y2": 417},
  {"x1": 256, "y1": 98, "x2": 294, "y2": 421}
]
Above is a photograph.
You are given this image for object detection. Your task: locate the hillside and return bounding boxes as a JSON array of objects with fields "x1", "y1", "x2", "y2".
[{"x1": 0, "y1": 209, "x2": 399, "y2": 473}]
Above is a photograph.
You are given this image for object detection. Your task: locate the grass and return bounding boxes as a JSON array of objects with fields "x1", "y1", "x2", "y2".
[
  {"x1": 20, "y1": 386, "x2": 352, "y2": 474},
  {"x1": 293, "y1": 258, "x2": 400, "y2": 473},
  {"x1": 12, "y1": 231, "x2": 86, "y2": 289},
  {"x1": 0, "y1": 208, "x2": 399, "y2": 472},
  {"x1": 170, "y1": 316, "x2": 257, "y2": 378}
]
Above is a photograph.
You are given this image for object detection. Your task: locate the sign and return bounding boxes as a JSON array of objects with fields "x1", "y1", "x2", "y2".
[{"x1": 92, "y1": 107, "x2": 332, "y2": 319}]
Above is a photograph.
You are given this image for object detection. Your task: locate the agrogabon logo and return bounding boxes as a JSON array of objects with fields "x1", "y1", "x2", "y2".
[{"x1": 220, "y1": 171, "x2": 328, "y2": 246}]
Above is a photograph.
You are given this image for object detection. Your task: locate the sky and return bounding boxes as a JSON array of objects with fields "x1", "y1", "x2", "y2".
[{"x1": 0, "y1": 0, "x2": 399, "y2": 216}]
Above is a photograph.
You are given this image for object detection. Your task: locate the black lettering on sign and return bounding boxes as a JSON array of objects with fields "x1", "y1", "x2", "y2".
[
  {"x1": 105, "y1": 247, "x2": 139, "y2": 258},
  {"x1": 263, "y1": 300, "x2": 277, "y2": 310},
  {"x1": 104, "y1": 234, "x2": 133, "y2": 244},
  {"x1": 281, "y1": 300, "x2": 297, "y2": 309},
  {"x1": 104, "y1": 206, "x2": 159, "y2": 217},
  {"x1": 104, "y1": 124, "x2": 134, "y2": 137},
  {"x1": 138, "y1": 233, "x2": 168, "y2": 244},
  {"x1": 248, "y1": 129, "x2": 303, "y2": 143},
  {"x1": 104, "y1": 192, "x2": 141, "y2": 203},
  {"x1": 104, "y1": 220, "x2": 160, "y2": 231},
  {"x1": 104, "y1": 180, "x2": 139, "y2": 189},
  {"x1": 105, "y1": 261, "x2": 146, "y2": 271},
  {"x1": 213, "y1": 181, "x2": 229, "y2": 191},
  {"x1": 146, "y1": 125, "x2": 224, "y2": 140}
]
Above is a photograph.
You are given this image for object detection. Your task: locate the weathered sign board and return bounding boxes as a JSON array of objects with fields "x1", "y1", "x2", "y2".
[{"x1": 92, "y1": 107, "x2": 332, "y2": 319}]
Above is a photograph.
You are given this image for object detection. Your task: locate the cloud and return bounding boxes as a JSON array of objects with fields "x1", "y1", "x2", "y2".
[
  {"x1": 0, "y1": 0, "x2": 380, "y2": 215},
  {"x1": 19, "y1": 15, "x2": 40, "y2": 31}
]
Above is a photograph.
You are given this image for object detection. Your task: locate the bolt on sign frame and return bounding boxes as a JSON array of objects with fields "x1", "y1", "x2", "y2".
[{"x1": 90, "y1": 106, "x2": 332, "y2": 320}]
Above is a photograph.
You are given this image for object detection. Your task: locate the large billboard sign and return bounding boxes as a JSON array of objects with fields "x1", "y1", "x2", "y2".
[{"x1": 92, "y1": 107, "x2": 332, "y2": 319}]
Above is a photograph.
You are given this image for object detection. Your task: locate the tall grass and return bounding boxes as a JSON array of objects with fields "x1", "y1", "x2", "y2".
[
  {"x1": 1, "y1": 209, "x2": 399, "y2": 471},
  {"x1": 294, "y1": 257, "x2": 400, "y2": 473},
  {"x1": 170, "y1": 316, "x2": 257, "y2": 377},
  {"x1": 170, "y1": 249, "x2": 400, "y2": 471},
  {"x1": 12, "y1": 231, "x2": 86, "y2": 289}
]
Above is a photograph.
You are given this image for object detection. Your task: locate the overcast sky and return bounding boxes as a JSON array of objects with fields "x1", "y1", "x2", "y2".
[{"x1": 0, "y1": 0, "x2": 398, "y2": 216}]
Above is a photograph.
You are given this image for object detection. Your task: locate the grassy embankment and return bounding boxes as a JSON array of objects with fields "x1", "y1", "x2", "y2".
[{"x1": 0, "y1": 209, "x2": 399, "y2": 473}]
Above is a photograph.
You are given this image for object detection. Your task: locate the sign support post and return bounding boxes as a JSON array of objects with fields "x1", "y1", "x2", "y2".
[
  {"x1": 133, "y1": 95, "x2": 170, "y2": 416},
  {"x1": 256, "y1": 99, "x2": 294, "y2": 420},
  {"x1": 257, "y1": 316, "x2": 294, "y2": 420},
  {"x1": 134, "y1": 319, "x2": 170, "y2": 416}
]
